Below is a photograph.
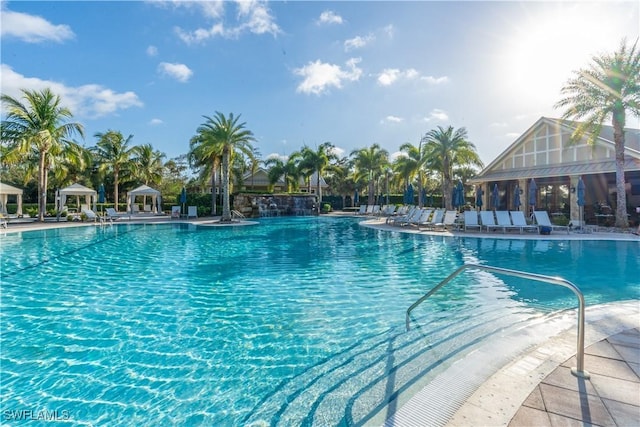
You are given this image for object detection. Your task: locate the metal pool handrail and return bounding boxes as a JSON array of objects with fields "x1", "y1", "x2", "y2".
[{"x1": 405, "y1": 263, "x2": 590, "y2": 378}]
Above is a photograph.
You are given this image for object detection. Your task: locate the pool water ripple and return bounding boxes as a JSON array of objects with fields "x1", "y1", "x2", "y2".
[{"x1": 1, "y1": 217, "x2": 638, "y2": 425}]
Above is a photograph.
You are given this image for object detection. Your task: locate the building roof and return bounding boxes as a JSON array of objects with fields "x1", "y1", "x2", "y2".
[{"x1": 471, "y1": 117, "x2": 640, "y2": 183}]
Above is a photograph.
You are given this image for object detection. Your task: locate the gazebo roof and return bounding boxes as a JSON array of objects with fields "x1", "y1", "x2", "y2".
[
  {"x1": 59, "y1": 183, "x2": 97, "y2": 195},
  {"x1": 0, "y1": 182, "x2": 23, "y2": 195}
]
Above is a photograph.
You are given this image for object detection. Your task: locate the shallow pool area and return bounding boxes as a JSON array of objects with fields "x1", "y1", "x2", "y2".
[{"x1": 1, "y1": 217, "x2": 638, "y2": 425}]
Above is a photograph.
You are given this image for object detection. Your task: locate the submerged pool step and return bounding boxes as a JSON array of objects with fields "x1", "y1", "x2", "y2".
[{"x1": 245, "y1": 306, "x2": 557, "y2": 426}]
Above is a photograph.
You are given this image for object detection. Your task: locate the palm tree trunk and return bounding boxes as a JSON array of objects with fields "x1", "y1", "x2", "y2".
[
  {"x1": 316, "y1": 172, "x2": 321, "y2": 214},
  {"x1": 221, "y1": 146, "x2": 231, "y2": 222},
  {"x1": 613, "y1": 116, "x2": 629, "y2": 228},
  {"x1": 211, "y1": 161, "x2": 217, "y2": 215},
  {"x1": 38, "y1": 152, "x2": 47, "y2": 221},
  {"x1": 114, "y1": 170, "x2": 119, "y2": 212}
]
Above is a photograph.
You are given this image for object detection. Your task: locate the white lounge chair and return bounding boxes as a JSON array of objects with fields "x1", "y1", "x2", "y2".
[
  {"x1": 434, "y1": 210, "x2": 458, "y2": 231},
  {"x1": 480, "y1": 211, "x2": 502, "y2": 232},
  {"x1": 105, "y1": 208, "x2": 130, "y2": 221},
  {"x1": 510, "y1": 211, "x2": 538, "y2": 233},
  {"x1": 357, "y1": 205, "x2": 367, "y2": 215},
  {"x1": 463, "y1": 211, "x2": 482, "y2": 232},
  {"x1": 0, "y1": 213, "x2": 8, "y2": 229},
  {"x1": 187, "y1": 206, "x2": 198, "y2": 219},
  {"x1": 419, "y1": 209, "x2": 444, "y2": 230},
  {"x1": 495, "y1": 211, "x2": 521, "y2": 233},
  {"x1": 171, "y1": 206, "x2": 181, "y2": 219},
  {"x1": 533, "y1": 211, "x2": 570, "y2": 234},
  {"x1": 81, "y1": 208, "x2": 102, "y2": 223}
]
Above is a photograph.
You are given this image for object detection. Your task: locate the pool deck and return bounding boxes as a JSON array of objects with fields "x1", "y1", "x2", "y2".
[{"x1": 2, "y1": 213, "x2": 639, "y2": 426}]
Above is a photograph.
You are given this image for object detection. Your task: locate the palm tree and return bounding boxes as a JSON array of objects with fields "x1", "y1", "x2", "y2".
[
  {"x1": 93, "y1": 130, "x2": 136, "y2": 211},
  {"x1": 423, "y1": 126, "x2": 483, "y2": 210},
  {"x1": 299, "y1": 142, "x2": 336, "y2": 213},
  {"x1": 265, "y1": 153, "x2": 302, "y2": 193},
  {"x1": 555, "y1": 38, "x2": 640, "y2": 228},
  {"x1": 1, "y1": 88, "x2": 84, "y2": 221},
  {"x1": 188, "y1": 129, "x2": 222, "y2": 215},
  {"x1": 397, "y1": 140, "x2": 429, "y2": 206},
  {"x1": 196, "y1": 112, "x2": 255, "y2": 222},
  {"x1": 350, "y1": 144, "x2": 389, "y2": 204},
  {"x1": 132, "y1": 144, "x2": 164, "y2": 186}
]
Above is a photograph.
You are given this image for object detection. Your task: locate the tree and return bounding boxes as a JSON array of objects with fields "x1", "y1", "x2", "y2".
[
  {"x1": 189, "y1": 129, "x2": 223, "y2": 216},
  {"x1": 396, "y1": 140, "x2": 429, "y2": 206},
  {"x1": 350, "y1": 144, "x2": 389, "y2": 204},
  {"x1": 1, "y1": 88, "x2": 84, "y2": 221},
  {"x1": 265, "y1": 153, "x2": 302, "y2": 193},
  {"x1": 132, "y1": 144, "x2": 165, "y2": 186},
  {"x1": 299, "y1": 142, "x2": 337, "y2": 213},
  {"x1": 422, "y1": 126, "x2": 483, "y2": 210},
  {"x1": 93, "y1": 130, "x2": 136, "y2": 211},
  {"x1": 194, "y1": 112, "x2": 255, "y2": 222},
  {"x1": 555, "y1": 38, "x2": 640, "y2": 228}
]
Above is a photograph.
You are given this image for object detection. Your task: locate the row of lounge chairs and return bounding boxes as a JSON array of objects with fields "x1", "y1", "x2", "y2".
[{"x1": 363, "y1": 204, "x2": 570, "y2": 235}]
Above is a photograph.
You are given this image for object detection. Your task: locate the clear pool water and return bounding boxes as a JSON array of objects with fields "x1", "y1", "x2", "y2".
[{"x1": 1, "y1": 217, "x2": 638, "y2": 425}]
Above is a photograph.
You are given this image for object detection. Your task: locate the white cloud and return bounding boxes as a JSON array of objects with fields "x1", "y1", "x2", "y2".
[
  {"x1": 382, "y1": 115, "x2": 404, "y2": 124},
  {"x1": 150, "y1": 0, "x2": 224, "y2": 19},
  {"x1": 377, "y1": 68, "x2": 419, "y2": 86},
  {"x1": 146, "y1": 45, "x2": 158, "y2": 57},
  {"x1": 317, "y1": 10, "x2": 343, "y2": 25},
  {"x1": 423, "y1": 109, "x2": 449, "y2": 122},
  {"x1": 172, "y1": 0, "x2": 280, "y2": 44},
  {"x1": 0, "y1": 6, "x2": 74, "y2": 43},
  {"x1": 383, "y1": 24, "x2": 394, "y2": 39},
  {"x1": 294, "y1": 58, "x2": 362, "y2": 95},
  {"x1": 490, "y1": 122, "x2": 508, "y2": 128},
  {"x1": 389, "y1": 151, "x2": 406, "y2": 162},
  {"x1": 149, "y1": 118, "x2": 163, "y2": 125},
  {"x1": 0, "y1": 64, "x2": 142, "y2": 118},
  {"x1": 328, "y1": 145, "x2": 345, "y2": 158},
  {"x1": 266, "y1": 153, "x2": 288, "y2": 162},
  {"x1": 421, "y1": 75, "x2": 450, "y2": 85},
  {"x1": 158, "y1": 62, "x2": 193, "y2": 82},
  {"x1": 344, "y1": 34, "x2": 375, "y2": 52}
]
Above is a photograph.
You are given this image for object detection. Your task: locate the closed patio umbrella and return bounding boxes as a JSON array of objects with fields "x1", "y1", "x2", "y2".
[
  {"x1": 475, "y1": 186, "x2": 483, "y2": 210},
  {"x1": 354, "y1": 189, "x2": 359, "y2": 206},
  {"x1": 528, "y1": 179, "x2": 537, "y2": 210},
  {"x1": 405, "y1": 184, "x2": 414, "y2": 205},
  {"x1": 491, "y1": 184, "x2": 500, "y2": 210},
  {"x1": 98, "y1": 184, "x2": 106, "y2": 213},
  {"x1": 180, "y1": 187, "x2": 187, "y2": 214},
  {"x1": 513, "y1": 184, "x2": 521, "y2": 210}
]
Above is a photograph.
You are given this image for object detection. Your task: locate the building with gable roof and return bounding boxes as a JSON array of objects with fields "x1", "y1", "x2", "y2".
[{"x1": 470, "y1": 117, "x2": 640, "y2": 227}]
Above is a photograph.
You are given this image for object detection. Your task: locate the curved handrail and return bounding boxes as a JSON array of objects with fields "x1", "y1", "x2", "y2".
[{"x1": 406, "y1": 263, "x2": 590, "y2": 378}]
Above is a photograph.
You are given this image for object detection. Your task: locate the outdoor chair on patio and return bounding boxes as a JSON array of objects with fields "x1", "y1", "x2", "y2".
[
  {"x1": 81, "y1": 208, "x2": 103, "y2": 223},
  {"x1": 187, "y1": 206, "x2": 198, "y2": 219},
  {"x1": 171, "y1": 206, "x2": 181, "y2": 219},
  {"x1": 480, "y1": 211, "x2": 503, "y2": 233},
  {"x1": 462, "y1": 211, "x2": 482, "y2": 232},
  {"x1": 495, "y1": 211, "x2": 522, "y2": 233},
  {"x1": 533, "y1": 211, "x2": 570, "y2": 234},
  {"x1": 105, "y1": 208, "x2": 130, "y2": 221},
  {"x1": 510, "y1": 211, "x2": 538, "y2": 233}
]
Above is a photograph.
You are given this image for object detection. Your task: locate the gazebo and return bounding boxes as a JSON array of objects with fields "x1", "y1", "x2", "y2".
[
  {"x1": 0, "y1": 182, "x2": 24, "y2": 216},
  {"x1": 57, "y1": 183, "x2": 97, "y2": 212},
  {"x1": 127, "y1": 185, "x2": 162, "y2": 213}
]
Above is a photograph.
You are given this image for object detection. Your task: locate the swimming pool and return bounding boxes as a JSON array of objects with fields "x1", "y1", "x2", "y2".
[{"x1": 1, "y1": 217, "x2": 638, "y2": 425}]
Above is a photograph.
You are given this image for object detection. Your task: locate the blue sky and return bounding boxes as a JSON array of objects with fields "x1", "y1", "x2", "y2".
[{"x1": 1, "y1": 1, "x2": 638, "y2": 166}]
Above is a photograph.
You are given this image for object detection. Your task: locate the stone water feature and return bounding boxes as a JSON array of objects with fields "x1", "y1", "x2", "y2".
[{"x1": 233, "y1": 193, "x2": 318, "y2": 218}]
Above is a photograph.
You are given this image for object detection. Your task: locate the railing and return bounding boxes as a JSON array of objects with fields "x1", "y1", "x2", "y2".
[
  {"x1": 231, "y1": 210, "x2": 245, "y2": 219},
  {"x1": 406, "y1": 263, "x2": 590, "y2": 378}
]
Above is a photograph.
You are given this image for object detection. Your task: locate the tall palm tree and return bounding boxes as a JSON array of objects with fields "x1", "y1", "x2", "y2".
[
  {"x1": 1, "y1": 88, "x2": 84, "y2": 221},
  {"x1": 397, "y1": 140, "x2": 429, "y2": 206},
  {"x1": 132, "y1": 144, "x2": 165, "y2": 186},
  {"x1": 188, "y1": 130, "x2": 222, "y2": 215},
  {"x1": 299, "y1": 142, "x2": 336, "y2": 213},
  {"x1": 350, "y1": 144, "x2": 389, "y2": 204},
  {"x1": 265, "y1": 153, "x2": 302, "y2": 193},
  {"x1": 555, "y1": 38, "x2": 640, "y2": 228},
  {"x1": 423, "y1": 126, "x2": 483, "y2": 210},
  {"x1": 196, "y1": 112, "x2": 255, "y2": 222},
  {"x1": 93, "y1": 130, "x2": 136, "y2": 211}
]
